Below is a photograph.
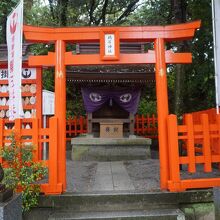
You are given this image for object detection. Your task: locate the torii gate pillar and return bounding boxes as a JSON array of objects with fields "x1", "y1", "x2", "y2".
[
  {"x1": 55, "y1": 40, "x2": 66, "y2": 190},
  {"x1": 155, "y1": 38, "x2": 169, "y2": 189}
]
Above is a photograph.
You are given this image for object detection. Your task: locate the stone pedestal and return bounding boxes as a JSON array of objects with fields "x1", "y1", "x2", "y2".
[
  {"x1": 71, "y1": 135, "x2": 152, "y2": 161},
  {"x1": 0, "y1": 194, "x2": 22, "y2": 220},
  {"x1": 214, "y1": 187, "x2": 220, "y2": 220}
]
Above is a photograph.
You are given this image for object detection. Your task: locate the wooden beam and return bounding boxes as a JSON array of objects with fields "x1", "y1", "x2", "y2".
[
  {"x1": 64, "y1": 51, "x2": 191, "y2": 66},
  {"x1": 66, "y1": 72, "x2": 155, "y2": 81},
  {"x1": 24, "y1": 21, "x2": 201, "y2": 43}
]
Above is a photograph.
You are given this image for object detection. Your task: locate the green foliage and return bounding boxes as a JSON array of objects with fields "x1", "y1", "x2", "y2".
[
  {"x1": 47, "y1": 0, "x2": 142, "y2": 26},
  {"x1": 66, "y1": 85, "x2": 86, "y2": 117},
  {"x1": 0, "y1": 133, "x2": 47, "y2": 212},
  {"x1": 129, "y1": 0, "x2": 215, "y2": 114},
  {"x1": 138, "y1": 97, "x2": 157, "y2": 116},
  {"x1": 0, "y1": 0, "x2": 18, "y2": 43},
  {"x1": 182, "y1": 0, "x2": 215, "y2": 112},
  {"x1": 127, "y1": 0, "x2": 171, "y2": 26},
  {"x1": 0, "y1": 0, "x2": 216, "y2": 114},
  {"x1": 24, "y1": 0, "x2": 58, "y2": 26}
]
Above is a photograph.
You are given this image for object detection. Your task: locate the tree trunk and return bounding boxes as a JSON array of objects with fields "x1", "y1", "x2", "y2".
[
  {"x1": 172, "y1": 0, "x2": 187, "y2": 116},
  {"x1": 58, "y1": 0, "x2": 69, "y2": 26}
]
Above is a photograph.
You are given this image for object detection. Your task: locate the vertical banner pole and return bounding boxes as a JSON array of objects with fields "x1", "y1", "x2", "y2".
[
  {"x1": 212, "y1": 0, "x2": 220, "y2": 114},
  {"x1": 43, "y1": 115, "x2": 47, "y2": 160},
  {"x1": 7, "y1": 0, "x2": 24, "y2": 120}
]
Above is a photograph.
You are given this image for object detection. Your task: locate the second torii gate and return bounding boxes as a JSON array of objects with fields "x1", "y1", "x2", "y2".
[{"x1": 23, "y1": 21, "x2": 201, "y2": 193}]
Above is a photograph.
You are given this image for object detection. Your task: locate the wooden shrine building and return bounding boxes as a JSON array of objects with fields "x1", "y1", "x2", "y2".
[{"x1": 66, "y1": 43, "x2": 155, "y2": 138}]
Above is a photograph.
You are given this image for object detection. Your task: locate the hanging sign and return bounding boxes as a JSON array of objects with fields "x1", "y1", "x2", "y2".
[
  {"x1": 105, "y1": 34, "x2": 115, "y2": 56},
  {"x1": 42, "y1": 90, "x2": 55, "y2": 115},
  {"x1": 100, "y1": 30, "x2": 119, "y2": 61},
  {"x1": 6, "y1": 0, "x2": 24, "y2": 120},
  {"x1": 0, "y1": 68, "x2": 36, "y2": 80}
]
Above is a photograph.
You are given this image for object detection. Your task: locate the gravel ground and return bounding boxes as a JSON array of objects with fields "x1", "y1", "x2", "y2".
[
  {"x1": 66, "y1": 160, "x2": 98, "y2": 192},
  {"x1": 66, "y1": 155, "x2": 220, "y2": 192},
  {"x1": 124, "y1": 159, "x2": 160, "y2": 192},
  {"x1": 181, "y1": 164, "x2": 220, "y2": 179},
  {"x1": 66, "y1": 157, "x2": 162, "y2": 192}
]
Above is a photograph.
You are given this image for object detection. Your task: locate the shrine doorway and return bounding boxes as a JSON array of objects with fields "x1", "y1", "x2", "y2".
[{"x1": 65, "y1": 62, "x2": 155, "y2": 192}]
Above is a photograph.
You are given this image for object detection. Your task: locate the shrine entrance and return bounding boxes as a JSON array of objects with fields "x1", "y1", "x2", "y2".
[{"x1": 22, "y1": 21, "x2": 201, "y2": 194}]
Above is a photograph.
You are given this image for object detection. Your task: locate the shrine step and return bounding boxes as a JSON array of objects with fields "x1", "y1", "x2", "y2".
[
  {"x1": 23, "y1": 190, "x2": 213, "y2": 220},
  {"x1": 48, "y1": 209, "x2": 185, "y2": 220},
  {"x1": 37, "y1": 190, "x2": 212, "y2": 211},
  {"x1": 71, "y1": 136, "x2": 152, "y2": 161}
]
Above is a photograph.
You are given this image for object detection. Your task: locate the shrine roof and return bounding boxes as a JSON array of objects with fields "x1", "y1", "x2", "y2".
[
  {"x1": 66, "y1": 64, "x2": 155, "y2": 84},
  {"x1": 0, "y1": 43, "x2": 31, "y2": 63}
]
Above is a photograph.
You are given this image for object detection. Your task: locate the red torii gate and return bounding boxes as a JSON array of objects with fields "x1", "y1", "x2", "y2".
[{"x1": 23, "y1": 21, "x2": 201, "y2": 193}]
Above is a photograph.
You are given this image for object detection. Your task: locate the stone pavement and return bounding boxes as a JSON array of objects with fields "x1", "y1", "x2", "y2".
[
  {"x1": 66, "y1": 154, "x2": 220, "y2": 193},
  {"x1": 66, "y1": 150, "x2": 161, "y2": 192},
  {"x1": 92, "y1": 161, "x2": 135, "y2": 191}
]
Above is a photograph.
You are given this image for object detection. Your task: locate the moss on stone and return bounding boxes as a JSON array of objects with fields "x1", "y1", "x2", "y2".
[
  {"x1": 181, "y1": 202, "x2": 214, "y2": 220},
  {"x1": 72, "y1": 146, "x2": 89, "y2": 160}
]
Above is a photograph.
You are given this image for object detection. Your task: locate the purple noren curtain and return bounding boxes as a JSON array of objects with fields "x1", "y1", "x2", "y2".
[{"x1": 81, "y1": 87, "x2": 141, "y2": 114}]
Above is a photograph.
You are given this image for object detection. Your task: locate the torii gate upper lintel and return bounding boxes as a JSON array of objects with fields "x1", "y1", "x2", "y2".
[{"x1": 23, "y1": 20, "x2": 201, "y2": 193}]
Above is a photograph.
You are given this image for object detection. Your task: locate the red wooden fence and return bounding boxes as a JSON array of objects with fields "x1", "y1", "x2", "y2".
[
  {"x1": 134, "y1": 114, "x2": 158, "y2": 138},
  {"x1": 66, "y1": 116, "x2": 87, "y2": 141},
  {"x1": 167, "y1": 113, "x2": 220, "y2": 192},
  {"x1": 0, "y1": 118, "x2": 63, "y2": 194},
  {"x1": 183, "y1": 108, "x2": 219, "y2": 154},
  {"x1": 183, "y1": 108, "x2": 217, "y2": 124},
  {"x1": 66, "y1": 114, "x2": 158, "y2": 140}
]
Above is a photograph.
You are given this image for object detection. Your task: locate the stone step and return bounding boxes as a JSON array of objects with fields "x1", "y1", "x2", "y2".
[
  {"x1": 24, "y1": 190, "x2": 213, "y2": 220},
  {"x1": 71, "y1": 145, "x2": 150, "y2": 161},
  {"x1": 48, "y1": 209, "x2": 185, "y2": 220},
  {"x1": 71, "y1": 136, "x2": 152, "y2": 161},
  {"x1": 38, "y1": 190, "x2": 212, "y2": 212}
]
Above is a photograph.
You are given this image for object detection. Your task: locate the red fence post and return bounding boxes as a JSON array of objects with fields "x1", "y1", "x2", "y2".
[
  {"x1": 32, "y1": 118, "x2": 39, "y2": 161},
  {"x1": 74, "y1": 116, "x2": 77, "y2": 136},
  {"x1": 141, "y1": 114, "x2": 144, "y2": 135},
  {"x1": 201, "y1": 114, "x2": 212, "y2": 172},
  {"x1": 80, "y1": 116, "x2": 83, "y2": 134},
  {"x1": 146, "y1": 114, "x2": 150, "y2": 135},
  {"x1": 44, "y1": 117, "x2": 63, "y2": 194},
  {"x1": 167, "y1": 114, "x2": 182, "y2": 191},
  {"x1": 85, "y1": 115, "x2": 88, "y2": 133},
  {"x1": 185, "y1": 114, "x2": 196, "y2": 173},
  {"x1": 135, "y1": 115, "x2": 138, "y2": 134},
  {"x1": 217, "y1": 115, "x2": 220, "y2": 157},
  {"x1": 15, "y1": 119, "x2": 22, "y2": 142}
]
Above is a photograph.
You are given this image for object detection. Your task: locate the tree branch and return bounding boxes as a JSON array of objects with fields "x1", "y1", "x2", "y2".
[
  {"x1": 88, "y1": 0, "x2": 96, "y2": 25},
  {"x1": 48, "y1": 0, "x2": 56, "y2": 20},
  {"x1": 59, "y1": 0, "x2": 69, "y2": 26},
  {"x1": 113, "y1": 0, "x2": 140, "y2": 24},
  {"x1": 96, "y1": 0, "x2": 109, "y2": 25}
]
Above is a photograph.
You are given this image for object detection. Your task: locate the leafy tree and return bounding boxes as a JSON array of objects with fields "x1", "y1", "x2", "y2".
[
  {"x1": 128, "y1": 0, "x2": 214, "y2": 114},
  {"x1": 0, "y1": 0, "x2": 18, "y2": 44},
  {"x1": 0, "y1": 0, "x2": 215, "y2": 115},
  {"x1": 182, "y1": 0, "x2": 214, "y2": 112},
  {"x1": 47, "y1": 0, "x2": 142, "y2": 26}
]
